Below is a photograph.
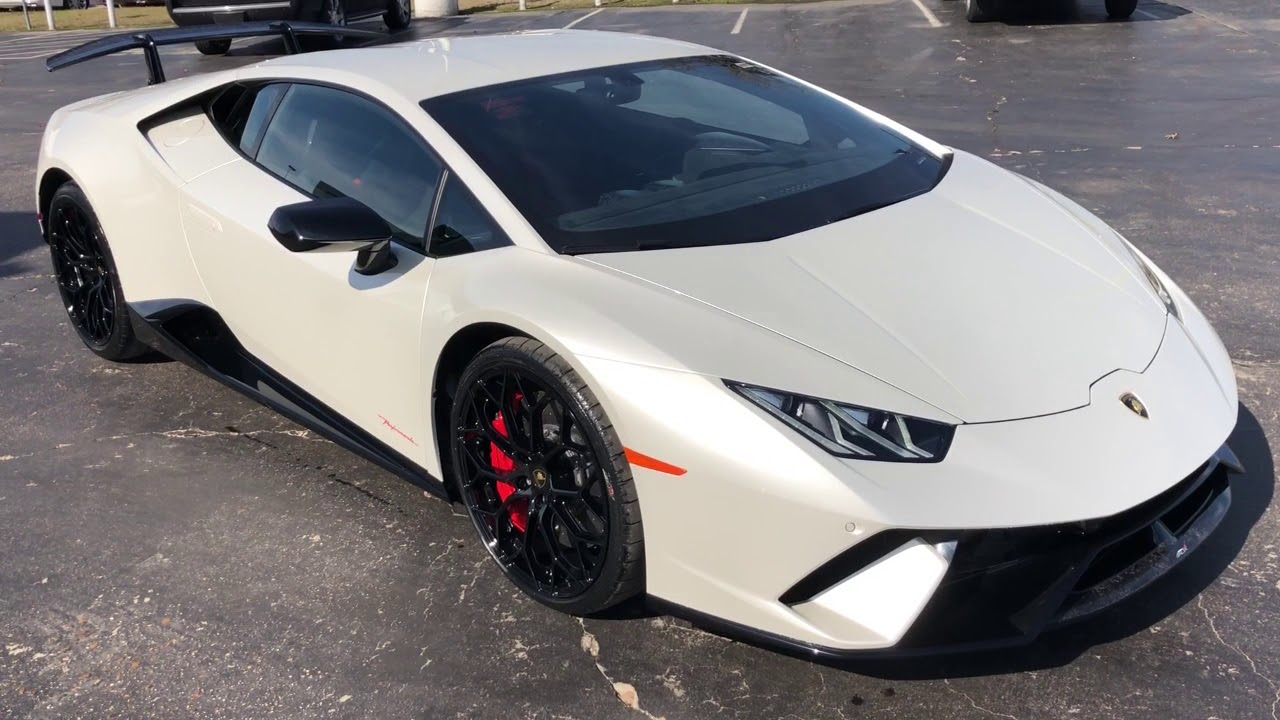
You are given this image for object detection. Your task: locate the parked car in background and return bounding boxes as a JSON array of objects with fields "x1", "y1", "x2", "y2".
[
  {"x1": 957, "y1": 0, "x2": 1137, "y2": 22},
  {"x1": 164, "y1": 0, "x2": 411, "y2": 55}
]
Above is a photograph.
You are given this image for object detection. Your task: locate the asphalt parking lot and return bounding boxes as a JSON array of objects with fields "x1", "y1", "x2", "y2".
[{"x1": 2, "y1": 1, "x2": 1278, "y2": 718}]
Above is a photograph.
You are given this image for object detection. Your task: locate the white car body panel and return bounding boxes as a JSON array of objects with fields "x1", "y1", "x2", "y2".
[
  {"x1": 35, "y1": 30, "x2": 1240, "y2": 653},
  {"x1": 585, "y1": 151, "x2": 1169, "y2": 423},
  {"x1": 178, "y1": 160, "x2": 436, "y2": 458}
]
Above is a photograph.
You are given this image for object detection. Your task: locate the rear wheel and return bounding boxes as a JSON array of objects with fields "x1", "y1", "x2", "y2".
[
  {"x1": 1105, "y1": 0, "x2": 1137, "y2": 18},
  {"x1": 965, "y1": 0, "x2": 1000, "y2": 21},
  {"x1": 450, "y1": 338, "x2": 645, "y2": 615},
  {"x1": 385, "y1": 0, "x2": 411, "y2": 30},
  {"x1": 47, "y1": 183, "x2": 148, "y2": 362},
  {"x1": 195, "y1": 39, "x2": 231, "y2": 55}
]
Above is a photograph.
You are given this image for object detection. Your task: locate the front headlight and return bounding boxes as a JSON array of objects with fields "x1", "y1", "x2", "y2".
[{"x1": 728, "y1": 382, "x2": 955, "y2": 462}]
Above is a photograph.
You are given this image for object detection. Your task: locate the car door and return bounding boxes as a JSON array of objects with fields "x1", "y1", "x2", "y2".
[{"x1": 179, "y1": 81, "x2": 448, "y2": 461}]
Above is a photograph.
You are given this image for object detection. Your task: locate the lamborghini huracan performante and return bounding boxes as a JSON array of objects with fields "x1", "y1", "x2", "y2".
[{"x1": 38, "y1": 23, "x2": 1242, "y2": 656}]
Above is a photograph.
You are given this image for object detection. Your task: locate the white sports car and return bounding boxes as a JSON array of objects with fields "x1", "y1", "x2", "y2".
[{"x1": 38, "y1": 22, "x2": 1241, "y2": 656}]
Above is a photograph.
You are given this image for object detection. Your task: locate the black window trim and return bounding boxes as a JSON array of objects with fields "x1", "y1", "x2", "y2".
[{"x1": 205, "y1": 78, "x2": 509, "y2": 260}]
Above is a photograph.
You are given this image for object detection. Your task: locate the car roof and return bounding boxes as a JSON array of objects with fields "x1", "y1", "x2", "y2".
[{"x1": 256, "y1": 30, "x2": 717, "y2": 101}]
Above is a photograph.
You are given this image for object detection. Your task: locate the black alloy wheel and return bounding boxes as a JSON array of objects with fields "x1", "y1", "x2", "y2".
[
  {"x1": 385, "y1": 0, "x2": 411, "y2": 30},
  {"x1": 324, "y1": 0, "x2": 347, "y2": 28},
  {"x1": 450, "y1": 338, "x2": 644, "y2": 614},
  {"x1": 965, "y1": 0, "x2": 1000, "y2": 22},
  {"x1": 195, "y1": 39, "x2": 232, "y2": 56},
  {"x1": 47, "y1": 183, "x2": 147, "y2": 361},
  {"x1": 1105, "y1": 0, "x2": 1138, "y2": 18}
]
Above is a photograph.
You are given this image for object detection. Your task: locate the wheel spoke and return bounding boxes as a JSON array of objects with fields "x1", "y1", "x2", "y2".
[
  {"x1": 470, "y1": 386, "x2": 520, "y2": 457},
  {"x1": 50, "y1": 201, "x2": 114, "y2": 345},
  {"x1": 454, "y1": 363, "x2": 612, "y2": 600}
]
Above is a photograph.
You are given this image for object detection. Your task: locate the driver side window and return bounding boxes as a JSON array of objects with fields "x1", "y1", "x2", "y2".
[{"x1": 254, "y1": 84, "x2": 444, "y2": 252}]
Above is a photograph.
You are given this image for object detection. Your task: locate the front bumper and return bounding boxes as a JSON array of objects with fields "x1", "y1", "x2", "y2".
[{"x1": 659, "y1": 445, "x2": 1240, "y2": 658}]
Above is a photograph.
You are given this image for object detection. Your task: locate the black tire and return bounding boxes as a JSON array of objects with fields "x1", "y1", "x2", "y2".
[
  {"x1": 47, "y1": 183, "x2": 148, "y2": 363},
  {"x1": 450, "y1": 338, "x2": 644, "y2": 615},
  {"x1": 384, "y1": 0, "x2": 411, "y2": 30},
  {"x1": 965, "y1": 0, "x2": 1000, "y2": 21},
  {"x1": 195, "y1": 39, "x2": 231, "y2": 55},
  {"x1": 1105, "y1": 0, "x2": 1137, "y2": 18}
]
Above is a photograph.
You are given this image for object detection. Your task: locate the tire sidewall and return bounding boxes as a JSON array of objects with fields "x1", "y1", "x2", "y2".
[
  {"x1": 385, "y1": 0, "x2": 411, "y2": 29},
  {"x1": 449, "y1": 342, "x2": 636, "y2": 615},
  {"x1": 48, "y1": 184, "x2": 138, "y2": 360}
]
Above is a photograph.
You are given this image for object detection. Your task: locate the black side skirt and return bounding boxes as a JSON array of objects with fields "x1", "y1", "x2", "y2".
[{"x1": 128, "y1": 300, "x2": 449, "y2": 500}]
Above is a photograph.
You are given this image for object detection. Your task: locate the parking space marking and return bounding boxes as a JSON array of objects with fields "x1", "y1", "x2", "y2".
[
  {"x1": 0, "y1": 28, "x2": 127, "y2": 46},
  {"x1": 1133, "y1": 8, "x2": 1159, "y2": 19},
  {"x1": 563, "y1": 8, "x2": 604, "y2": 29},
  {"x1": 908, "y1": 0, "x2": 943, "y2": 27},
  {"x1": 730, "y1": 6, "x2": 749, "y2": 34}
]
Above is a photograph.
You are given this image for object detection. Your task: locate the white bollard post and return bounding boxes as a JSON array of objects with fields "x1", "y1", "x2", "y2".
[
  {"x1": 413, "y1": 0, "x2": 457, "y2": 16},
  {"x1": 42, "y1": 0, "x2": 55, "y2": 30},
  {"x1": 106, "y1": 0, "x2": 116, "y2": 28},
  {"x1": 518, "y1": 0, "x2": 525, "y2": 9}
]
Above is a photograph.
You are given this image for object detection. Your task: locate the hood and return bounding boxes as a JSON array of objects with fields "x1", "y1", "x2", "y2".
[{"x1": 581, "y1": 151, "x2": 1168, "y2": 423}]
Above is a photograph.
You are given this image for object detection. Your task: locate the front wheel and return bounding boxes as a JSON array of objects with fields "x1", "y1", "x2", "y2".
[
  {"x1": 47, "y1": 183, "x2": 148, "y2": 362},
  {"x1": 965, "y1": 0, "x2": 1000, "y2": 21},
  {"x1": 385, "y1": 0, "x2": 411, "y2": 30},
  {"x1": 1105, "y1": 0, "x2": 1137, "y2": 18},
  {"x1": 450, "y1": 338, "x2": 645, "y2": 615},
  {"x1": 195, "y1": 39, "x2": 231, "y2": 55}
]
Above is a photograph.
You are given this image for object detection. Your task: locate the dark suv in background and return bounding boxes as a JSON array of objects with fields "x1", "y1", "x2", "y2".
[{"x1": 165, "y1": 0, "x2": 411, "y2": 55}]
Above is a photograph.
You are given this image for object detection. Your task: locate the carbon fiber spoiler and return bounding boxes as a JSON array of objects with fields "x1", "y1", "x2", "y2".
[{"x1": 46, "y1": 21, "x2": 384, "y2": 85}]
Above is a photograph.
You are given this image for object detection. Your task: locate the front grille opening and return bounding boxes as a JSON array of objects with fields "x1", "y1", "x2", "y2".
[
  {"x1": 1073, "y1": 529, "x2": 1158, "y2": 591},
  {"x1": 1161, "y1": 471, "x2": 1228, "y2": 536}
]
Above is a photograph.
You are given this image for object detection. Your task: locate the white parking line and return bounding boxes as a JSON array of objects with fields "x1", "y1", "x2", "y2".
[
  {"x1": 730, "y1": 6, "x2": 749, "y2": 34},
  {"x1": 908, "y1": 0, "x2": 943, "y2": 27},
  {"x1": 563, "y1": 7, "x2": 604, "y2": 29},
  {"x1": 0, "y1": 29, "x2": 117, "y2": 46},
  {"x1": 1133, "y1": 8, "x2": 1159, "y2": 19}
]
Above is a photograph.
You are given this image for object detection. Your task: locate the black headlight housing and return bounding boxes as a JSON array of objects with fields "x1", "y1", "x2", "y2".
[{"x1": 727, "y1": 382, "x2": 956, "y2": 463}]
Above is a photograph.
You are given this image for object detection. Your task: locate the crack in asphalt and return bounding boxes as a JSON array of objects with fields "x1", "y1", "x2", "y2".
[
  {"x1": 577, "y1": 617, "x2": 666, "y2": 719},
  {"x1": 944, "y1": 679, "x2": 1021, "y2": 720},
  {"x1": 1198, "y1": 594, "x2": 1280, "y2": 720}
]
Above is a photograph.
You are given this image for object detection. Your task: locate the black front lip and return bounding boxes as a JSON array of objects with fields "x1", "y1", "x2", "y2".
[{"x1": 655, "y1": 445, "x2": 1241, "y2": 659}]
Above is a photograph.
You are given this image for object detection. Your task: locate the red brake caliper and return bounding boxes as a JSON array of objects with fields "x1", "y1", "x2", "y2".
[{"x1": 490, "y1": 399, "x2": 528, "y2": 533}]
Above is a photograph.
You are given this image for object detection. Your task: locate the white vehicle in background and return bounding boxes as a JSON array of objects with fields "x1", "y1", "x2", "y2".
[{"x1": 35, "y1": 23, "x2": 1241, "y2": 657}]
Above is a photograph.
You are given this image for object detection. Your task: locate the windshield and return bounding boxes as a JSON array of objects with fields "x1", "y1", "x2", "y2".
[{"x1": 423, "y1": 56, "x2": 947, "y2": 254}]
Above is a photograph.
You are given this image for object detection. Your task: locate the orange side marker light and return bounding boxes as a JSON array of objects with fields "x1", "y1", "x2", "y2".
[{"x1": 624, "y1": 448, "x2": 686, "y2": 476}]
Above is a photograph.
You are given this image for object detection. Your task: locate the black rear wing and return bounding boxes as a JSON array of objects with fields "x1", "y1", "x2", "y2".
[{"x1": 46, "y1": 22, "x2": 384, "y2": 86}]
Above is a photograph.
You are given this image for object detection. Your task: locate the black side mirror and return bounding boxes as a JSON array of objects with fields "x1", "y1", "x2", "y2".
[{"x1": 269, "y1": 197, "x2": 397, "y2": 275}]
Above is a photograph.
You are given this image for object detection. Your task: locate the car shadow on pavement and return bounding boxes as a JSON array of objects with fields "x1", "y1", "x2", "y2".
[
  {"x1": 995, "y1": 0, "x2": 1190, "y2": 25},
  {"x1": 835, "y1": 402, "x2": 1272, "y2": 680},
  {"x1": 0, "y1": 211, "x2": 43, "y2": 280}
]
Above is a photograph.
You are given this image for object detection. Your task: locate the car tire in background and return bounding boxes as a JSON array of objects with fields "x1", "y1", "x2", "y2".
[
  {"x1": 1105, "y1": 0, "x2": 1137, "y2": 18},
  {"x1": 195, "y1": 38, "x2": 232, "y2": 55},
  {"x1": 964, "y1": 0, "x2": 1000, "y2": 22},
  {"x1": 46, "y1": 183, "x2": 149, "y2": 363},
  {"x1": 449, "y1": 338, "x2": 646, "y2": 615},
  {"x1": 302, "y1": 0, "x2": 348, "y2": 48},
  {"x1": 384, "y1": 0, "x2": 411, "y2": 30}
]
